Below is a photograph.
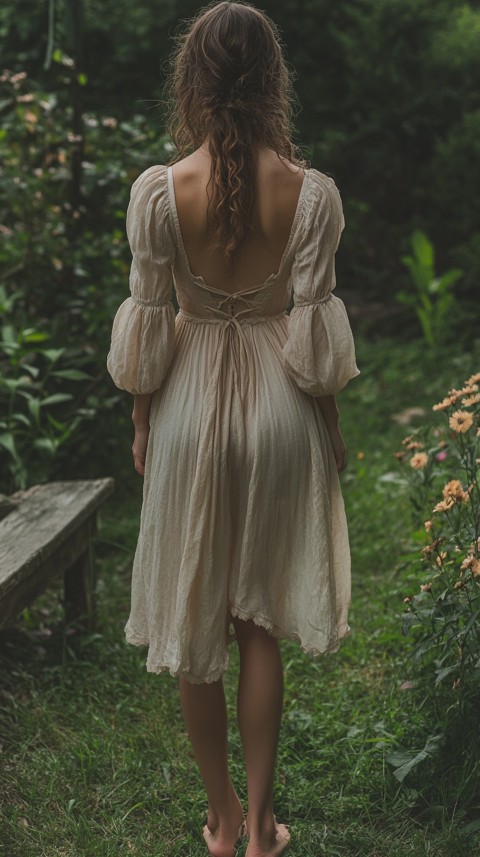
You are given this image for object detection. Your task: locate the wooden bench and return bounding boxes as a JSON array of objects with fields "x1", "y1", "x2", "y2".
[{"x1": 0, "y1": 477, "x2": 115, "y2": 633}]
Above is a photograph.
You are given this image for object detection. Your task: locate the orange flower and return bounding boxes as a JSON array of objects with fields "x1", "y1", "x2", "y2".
[
  {"x1": 405, "y1": 441, "x2": 424, "y2": 451},
  {"x1": 449, "y1": 410, "x2": 473, "y2": 433},
  {"x1": 447, "y1": 389, "x2": 462, "y2": 403},
  {"x1": 442, "y1": 480, "x2": 469, "y2": 503},
  {"x1": 459, "y1": 555, "x2": 480, "y2": 575},
  {"x1": 461, "y1": 393, "x2": 480, "y2": 406},
  {"x1": 420, "y1": 582, "x2": 432, "y2": 592},
  {"x1": 410, "y1": 452, "x2": 429, "y2": 469},
  {"x1": 442, "y1": 479, "x2": 463, "y2": 498},
  {"x1": 424, "y1": 520, "x2": 433, "y2": 533},
  {"x1": 433, "y1": 397, "x2": 456, "y2": 411},
  {"x1": 433, "y1": 497, "x2": 455, "y2": 513},
  {"x1": 466, "y1": 372, "x2": 480, "y2": 385}
]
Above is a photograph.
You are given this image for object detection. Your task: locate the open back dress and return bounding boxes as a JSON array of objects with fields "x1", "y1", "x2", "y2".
[{"x1": 106, "y1": 163, "x2": 361, "y2": 684}]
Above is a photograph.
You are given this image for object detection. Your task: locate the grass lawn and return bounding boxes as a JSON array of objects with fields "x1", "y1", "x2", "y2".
[{"x1": 1, "y1": 334, "x2": 480, "y2": 857}]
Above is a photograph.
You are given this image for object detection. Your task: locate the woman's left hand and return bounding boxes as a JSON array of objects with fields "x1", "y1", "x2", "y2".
[{"x1": 132, "y1": 424, "x2": 150, "y2": 476}]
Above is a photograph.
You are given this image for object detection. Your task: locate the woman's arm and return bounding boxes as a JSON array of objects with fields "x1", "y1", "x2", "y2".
[
  {"x1": 132, "y1": 393, "x2": 153, "y2": 428},
  {"x1": 315, "y1": 394, "x2": 339, "y2": 432},
  {"x1": 131, "y1": 393, "x2": 153, "y2": 476},
  {"x1": 315, "y1": 394, "x2": 347, "y2": 472}
]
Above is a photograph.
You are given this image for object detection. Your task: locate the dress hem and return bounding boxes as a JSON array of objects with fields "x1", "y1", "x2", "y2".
[
  {"x1": 228, "y1": 604, "x2": 351, "y2": 656},
  {"x1": 124, "y1": 607, "x2": 351, "y2": 684}
]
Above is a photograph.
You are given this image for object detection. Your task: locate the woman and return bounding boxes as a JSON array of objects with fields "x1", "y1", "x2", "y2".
[{"x1": 106, "y1": 2, "x2": 360, "y2": 855}]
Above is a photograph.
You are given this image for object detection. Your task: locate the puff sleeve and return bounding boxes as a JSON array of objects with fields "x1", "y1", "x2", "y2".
[
  {"x1": 281, "y1": 172, "x2": 360, "y2": 396},
  {"x1": 106, "y1": 165, "x2": 177, "y2": 395}
]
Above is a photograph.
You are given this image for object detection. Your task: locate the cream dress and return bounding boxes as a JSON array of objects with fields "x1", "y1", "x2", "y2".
[{"x1": 106, "y1": 163, "x2": 361, "y2": 683}]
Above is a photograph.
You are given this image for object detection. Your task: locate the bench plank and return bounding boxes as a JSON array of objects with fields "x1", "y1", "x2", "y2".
[{"x1": 0, "y1": 478, "x2": 115, "y2": 630}]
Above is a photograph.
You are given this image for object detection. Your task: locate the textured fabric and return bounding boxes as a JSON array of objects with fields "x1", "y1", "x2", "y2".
[
  {"x1": 106, "y1": 167, "x2": 177, "y2": 394},
  {"x1": 106, "y1": 163, "x2": 361, "y2": 683}
]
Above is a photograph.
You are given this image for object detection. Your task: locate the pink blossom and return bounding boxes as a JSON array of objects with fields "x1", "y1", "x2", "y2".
[{"x1": 435, "y1": 450, "x2": 448, "y2": 461}]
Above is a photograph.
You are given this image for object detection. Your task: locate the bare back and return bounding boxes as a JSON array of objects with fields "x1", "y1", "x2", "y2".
[{"x1": 170, "y1": 147, "x2": 305, "y2": 294}]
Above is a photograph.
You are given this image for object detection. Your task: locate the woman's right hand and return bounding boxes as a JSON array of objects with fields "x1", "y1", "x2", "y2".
[{"x1": 328, "y1": 426, "x2": 347, "y2": 472}]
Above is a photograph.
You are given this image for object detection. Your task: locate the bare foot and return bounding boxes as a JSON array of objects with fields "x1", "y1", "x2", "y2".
[
  {"x1": 203, "y1": 793, "x2": 245, "y2": 857},
  {"x1": 245, "y1": 818, "x2": 290, "y2": 857}
]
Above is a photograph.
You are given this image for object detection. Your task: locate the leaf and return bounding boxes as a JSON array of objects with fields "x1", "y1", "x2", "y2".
[
  {"x1": 19, "y1": 364, "x2": 40, "y2": 378},
  {"x1": 430, "y1": 268, "x2": 463, "y2": 294},
  {"x1": 434, "y1": 665, "x2": 457, "y2": 686},
  {"x1": 460, "y1": 608, "x2": 480, "y2": 639},
  {"x1": 33, "y1": 438, "x2": 58, "y2": 454},
  {"x1": 46, "y1": 413, "x2": 67, "y2": 431},
  {"x1": 0, "y1": 432, "x2": 18, "y2": 458},
  {"x1": 43, "y1": 348, "x2": 65, "y2": 363},
  {"x1": 51, "y1": 369, "x2": 92, "y2": 381},
  {"x1": 12, "y1": 414, "x2": 31, "y2": 428},
  {"x1": 40, "y1": 393, "x2": 74, "y2": 406},
  {"x1": 1, "y1": 325, "x2": 17, "y2": 344},
  {"x1": 411, "y1": 229, "x2": 434, "y2": 270},
  {"x1": 27, "y1": 398, "x2": 41, "y2": 423},
  {"x1": 0, "y1": 379, "x2": 21, "y2": 391},
  {"x1": 23, "y1": 332, "x2": 51, "y2": 343},
  {"x1": 387, "y1": 735, "x2": 442, "y2": 782},
  {"x1": 347, "y1": 726, "x2": 364, "y2": 738}
]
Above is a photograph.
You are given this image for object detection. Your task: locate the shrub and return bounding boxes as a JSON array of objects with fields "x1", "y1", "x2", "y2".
[
  {"x1": 395, "y1": 229, "x2": 463, "y2": 350},
  {"x1": 0, "y1": 65, "x2": 172, "y2": 491},
  {"x1": 388, "y1": 371, "x2": 480, "y2": 816},
  {"x1": 0, "y1": 284, "x2": 95, "y2": 491}
]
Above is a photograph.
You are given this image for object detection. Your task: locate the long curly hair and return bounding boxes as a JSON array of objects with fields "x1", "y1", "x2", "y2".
[{"x1": 163, "y1": 0, "x2": 307, "y2": 270}]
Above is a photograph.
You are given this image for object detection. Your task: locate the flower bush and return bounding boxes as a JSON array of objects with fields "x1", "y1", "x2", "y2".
[{"x1": 388, "y1": 372, "x2": 480, "y2": 813}]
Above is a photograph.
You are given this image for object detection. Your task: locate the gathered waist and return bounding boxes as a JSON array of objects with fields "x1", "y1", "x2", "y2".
[{"x1": 177, "y1": 308, "x2": 288, "y2": 326}]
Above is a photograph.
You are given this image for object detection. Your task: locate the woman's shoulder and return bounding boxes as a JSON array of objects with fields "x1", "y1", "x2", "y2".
[
  {"x1": 306, "y1": 167, "x2": 341, "y2": 194},
  {"x1": 130, "y1": 163, "x2": 168, "y2": 192},
  {"x1": 292, "y1": 167, "x2": 344, "y2": 249},
  {"x1": 301, "y1": 168, "x2": 343, "y2": 217}
]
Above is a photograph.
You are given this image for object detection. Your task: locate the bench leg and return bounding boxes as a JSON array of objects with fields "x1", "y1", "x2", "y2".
[{"x1": 63, "y1": 518, "x2": 97, "y2": 631}]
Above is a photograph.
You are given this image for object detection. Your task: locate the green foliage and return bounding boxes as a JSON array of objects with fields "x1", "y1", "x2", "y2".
[
  {"x1": 389, "y1": 371, "x2": 480, "y2": 814},
  {"x1": 396, "y1": 230, "x2": 463, "y2": 349},
  {"x1": 281, "y1": 0, "x2": 480, "y2": 310},
  {"x1": 0, "y1": 285, "x2": 96, "y2": 490},
  {"x1": 0, "y1": 66, "x2": 173, "y2": 491}
]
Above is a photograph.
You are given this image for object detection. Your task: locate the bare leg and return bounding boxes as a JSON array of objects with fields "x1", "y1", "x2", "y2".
[
  {"x1": 178, "y1": 676, "x2": 244, "y2": 857},
  {"x1": 233, "y1": 616, "x2": 290, "y2": 856}
]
